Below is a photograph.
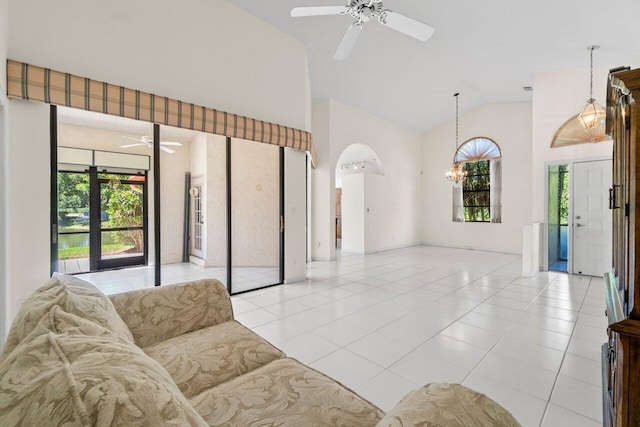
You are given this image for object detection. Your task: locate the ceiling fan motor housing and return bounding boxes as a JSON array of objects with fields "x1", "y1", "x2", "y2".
[{"x1": 347, "y1": 0, "x2": 383, "y2": 22}]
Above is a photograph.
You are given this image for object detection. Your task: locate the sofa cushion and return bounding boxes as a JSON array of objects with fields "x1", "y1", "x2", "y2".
[
  {"x1": 189, "y1": 357, "x2": 384, "y2": 426},
  {"x1": 144, "y1": 320, "x2": 285, "y2": 398},
  {"x1": 109, "y1": 278, "x2": 233, "y2": 348},
  {"x1": 0, "y1": 306, "x2": 207, "y2": 427},
  {"x1": 376, "y1": 383, "x2": 521, "y2": 427},
  {"x1": 2, "y1": 273, "x2": 134, "y2": 357}
]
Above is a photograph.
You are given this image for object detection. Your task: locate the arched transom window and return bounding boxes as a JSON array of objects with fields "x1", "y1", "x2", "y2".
[{"x1": 453, "y1": 137, "x2": 503, "y2": 223}]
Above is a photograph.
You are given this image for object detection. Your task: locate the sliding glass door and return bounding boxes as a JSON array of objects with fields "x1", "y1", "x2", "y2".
[
  {"x1": 95, "y1": 172, "x2": 147, "y2": 270},
  {"x1": 56, "y1": 167, "x2": 148, "y2": 274},
  {"x1": 230, "y1": 138, "x2": 283, "y2": 293},
  {"x1": 57, "y1": 171, "x2": 91, "y2": 274}
]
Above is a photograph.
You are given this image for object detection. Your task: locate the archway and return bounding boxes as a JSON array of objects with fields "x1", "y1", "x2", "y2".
[{"x1": 334, "y1": 144, "x2": 384, "y2": 254}]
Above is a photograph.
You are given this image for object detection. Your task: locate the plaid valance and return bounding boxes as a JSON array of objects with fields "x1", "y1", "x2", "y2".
[{"x1": 6, "y1": 60, "x2": 316, "y2": 165}]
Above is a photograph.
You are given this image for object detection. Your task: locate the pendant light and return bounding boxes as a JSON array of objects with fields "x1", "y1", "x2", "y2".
[
  {"x1": 578, "y1": 46, "x2": 606, "y2": 129},
  {"x1": 445, "y1": 93, "x2": 467, "y2": 186}
]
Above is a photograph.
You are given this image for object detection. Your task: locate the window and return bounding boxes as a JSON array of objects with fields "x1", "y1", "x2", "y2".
[
  {"x1": 452, "y1": 137, "x2": 502, "y2": 223},
  {"x1": 462, "y1": 160, "x2": 491, "y2": 222}
]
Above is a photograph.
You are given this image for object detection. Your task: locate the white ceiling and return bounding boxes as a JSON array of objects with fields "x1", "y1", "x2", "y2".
[
  {"x1": 227, "y1": 0, "x2": 640, "y2": 133},
  {"x1": 57, "y1": 107, "x2": 199, "y2": 143}
]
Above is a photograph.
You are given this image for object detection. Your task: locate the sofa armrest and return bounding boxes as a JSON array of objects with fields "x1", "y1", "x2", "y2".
[
  {"x1": 377, "y1": 383, "x2": 521, "y2": 427},
  {"x1": 109, "y1": 278, "x2": 233, "y2": 348}
]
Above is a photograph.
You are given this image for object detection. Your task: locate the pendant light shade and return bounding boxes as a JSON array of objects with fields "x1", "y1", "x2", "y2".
[
  {"x1": 578, "y1": 100, "x2": 606, "y2": 129},
  {"x1": 578, "y1": 46, "x2": 606, "y2": 129}
]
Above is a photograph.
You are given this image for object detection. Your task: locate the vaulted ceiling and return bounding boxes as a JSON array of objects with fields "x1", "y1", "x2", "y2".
[{"x1": 228, "y1": 0, "x2": 640, "y2": 132}]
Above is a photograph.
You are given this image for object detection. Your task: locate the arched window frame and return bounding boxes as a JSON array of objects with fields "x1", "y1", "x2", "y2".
[{"x1": 452, "y1": 137, "x2": 503, "y2": 223}]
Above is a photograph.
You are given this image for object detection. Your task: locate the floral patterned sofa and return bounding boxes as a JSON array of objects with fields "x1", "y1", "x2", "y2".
[{"x1": 0, "y1": 274, "x2": 520, "y2": 426}]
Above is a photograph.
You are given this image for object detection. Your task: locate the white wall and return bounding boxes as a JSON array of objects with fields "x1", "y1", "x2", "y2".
[
  {"x1": 311, "y1": 98, "x2": 422, "y2": 258},
  {"x1": 284, "y1": 148, "x2": 307, "y2": 281},
  {"x1": 0, "y1": 0, "x2": 9, "y2": 347},
  {"x1": 422, "y1": 103, "x2": 533, "y2": 253},
  {"x1": 310, "y1": 100, "x2": 333, "y2": 260},
  {"x1": 8, "y1": 0, "x2": 308, "y2": 131},
  {"x1": 531, "y1": 67, "x2": 615, "y2": 224},
  {"x1": 6, "y1": 100, "x2": 50, "y2": 323},
  {"x1": 204, "y1": 134, "x2": 227, "y2": 267},
  {"x1": 330, "y1": 100, "x2": 422, "y2": 253},
  {"x1": 0, "y1": 0, "x2": 8, "y2": 87},
  {"x1": 0, "y1": 82, "x2": 8, "y2": 348},
  {"x1": 341, "y1": 174, "x2": 365, "y2": 253},
  {"x1": 4, "y1": 0, "x2": 311, "y2": 323}
]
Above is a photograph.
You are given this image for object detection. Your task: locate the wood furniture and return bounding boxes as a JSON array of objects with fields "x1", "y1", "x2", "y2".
[{"x1": 604, "y1": 66, "x2": 640, "y2": 427}]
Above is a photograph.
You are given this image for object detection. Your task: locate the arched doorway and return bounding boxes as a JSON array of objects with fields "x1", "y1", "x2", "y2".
[{"x1": 334, "y1": 144, "x2": 384, "y2": 254}]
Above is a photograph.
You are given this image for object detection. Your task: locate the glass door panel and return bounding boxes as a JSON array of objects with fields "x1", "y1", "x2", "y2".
[
  {"x1": 57, "y1": 171, "x2": 91, "y2": 274},
  {"x1": 97, "y1": 173, "x2": 147, "y2": 269},
  {"x1": 231, "y1": 138, "x2": 282, "y2": 293},
  {"x1": 548, "y1": 164, "x2": 569, "y2": 273}
]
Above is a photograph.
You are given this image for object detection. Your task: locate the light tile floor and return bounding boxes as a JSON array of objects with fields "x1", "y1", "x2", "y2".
[
  {"x1": 76, "y1": 265, "x2": 279, "y2": 294},
  {"x1": 86, "y1": 245, "x2": 606, "y2": 427}
]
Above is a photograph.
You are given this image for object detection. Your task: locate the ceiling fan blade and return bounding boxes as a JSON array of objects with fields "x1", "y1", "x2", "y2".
[
  {"x1": 120, "y1": 143, "x2": 147, "y2": 148},
  {"x1": 334, "y1": 23, "x2": 363, "y2": 61},
  {"x1": 379, "y1": 11, "x2": 435, "y2": 42},
  {"x1": 121, "y1": 136, "x2": 144, "y2": 143},
  {"x1": 160, "y1": 146, "x2": 175, "y2": 154},
  {"x1": 291, "y1": 6, "x2": 346, "y2": 17},
  {"x1": 159, "y1": 141, "x2": 182, "y2": 146}
]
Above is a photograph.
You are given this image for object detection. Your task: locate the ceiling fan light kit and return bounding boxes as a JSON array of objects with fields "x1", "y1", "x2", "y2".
[{"x1": 291, "y1": 0, "x2": 435, "y2": 60}]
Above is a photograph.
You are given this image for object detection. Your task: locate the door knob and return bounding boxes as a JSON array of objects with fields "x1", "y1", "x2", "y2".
[{"x1": 575, "y1": 223, "x2": 586, "y2": 227}]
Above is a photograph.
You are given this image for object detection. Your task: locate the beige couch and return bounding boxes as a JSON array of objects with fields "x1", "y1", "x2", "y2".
[{"x1": 0, "y1": 274, "x2": 520, "y2": 426}]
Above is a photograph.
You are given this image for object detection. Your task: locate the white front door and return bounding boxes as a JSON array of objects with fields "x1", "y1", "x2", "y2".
[{"x1": 572, "y1": 160, "x2": 612, "y2": 276}]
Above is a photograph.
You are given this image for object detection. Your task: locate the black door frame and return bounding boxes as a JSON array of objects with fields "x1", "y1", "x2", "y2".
[
  {"x1": 93, "y1": 169, "x2": 148, "y2": 271},
  {"x1": 51, "y1": 106, "x2": 156, "y2": 282},
  {"x1": 55, "y1": 168, "x2": 148, "y2": 274},
  {"x1": 226, "y1": 137, "x2": 285, "y2": 295}
]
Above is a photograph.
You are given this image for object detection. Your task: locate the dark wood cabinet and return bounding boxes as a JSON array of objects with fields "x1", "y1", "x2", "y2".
[{"x1": 604, "y1": 67, "x2": 640, "y2": 427}]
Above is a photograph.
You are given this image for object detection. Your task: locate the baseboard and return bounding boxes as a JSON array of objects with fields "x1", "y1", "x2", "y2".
[
  {"x1": 189, "y1": 256, "x2": 205, "y2": 266},
  {"x1": 311, "y1": 256, "x2": 336, "y2": 261},
  {"x1": 352, "y1": 242, "x2": 423, "y2": 255},
  {"x1": 284, "y1": 275, "x2": 307, "y2": 284},
  {"x1": 420, "y1": 241, "x2": 521, "y2": 255}
]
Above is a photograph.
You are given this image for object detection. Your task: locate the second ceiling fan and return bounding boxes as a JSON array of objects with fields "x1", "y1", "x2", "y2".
[
  {"x1": 291, "y1": 0, "x2": 435, "y2": 60},
  {"x1": 120, "y1": 135, "x2": 182, "y2": 154}
]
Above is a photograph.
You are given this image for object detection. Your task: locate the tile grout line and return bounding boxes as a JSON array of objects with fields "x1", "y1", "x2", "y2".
[{"x1": 537, "y1": 276, "x2": 593, "y2": 427}]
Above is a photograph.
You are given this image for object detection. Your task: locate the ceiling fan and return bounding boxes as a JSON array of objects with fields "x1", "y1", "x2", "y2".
[
  {"x1": 120, "y1": 135, "x2": 182, "y2": 154},
  {"x1": 291, "y1": 0, "x2": 435, "y2": 60}
]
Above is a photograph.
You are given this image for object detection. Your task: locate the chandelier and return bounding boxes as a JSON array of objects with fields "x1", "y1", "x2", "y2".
[
  {"x1": 446, "y1": 162, "x2": 467, "y2": 184},
  {"x1": 578, "y1": 45, "x2": 606, "y2": 129},
  {"x1": 446, "y1": 93, "x2": 468, "y2": 186}
]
